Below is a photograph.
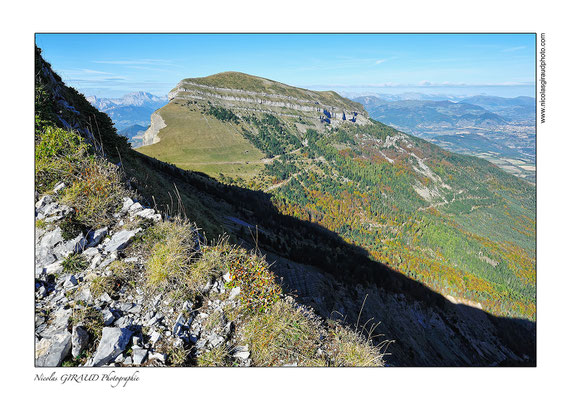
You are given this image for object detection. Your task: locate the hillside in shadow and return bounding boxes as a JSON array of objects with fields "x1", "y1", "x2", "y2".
[{"x1": 127, "y1": 152, "x2": 536, "y2": 367}]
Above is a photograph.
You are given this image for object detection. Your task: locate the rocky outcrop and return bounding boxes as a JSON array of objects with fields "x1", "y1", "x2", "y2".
[
  {"x1": 169, "y1": 78, "x2": 370, "y2": 127},
  {"x1": 142, "y1": 111, "x2": 167, "y2": 146},
  {"x1": 34, "y1": 192, "x2": 255, "y2": 367}
]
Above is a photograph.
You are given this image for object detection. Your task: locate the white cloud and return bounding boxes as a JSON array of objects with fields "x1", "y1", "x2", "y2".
[
  {"x1": 502, "y1": 46, "x2": 526, "y2": 52},
  {"x1": 93, "y1": 59, "x2": 175, "y2": 66}
]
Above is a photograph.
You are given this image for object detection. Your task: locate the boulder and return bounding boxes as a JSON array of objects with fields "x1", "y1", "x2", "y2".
[
  {"x1": 89, "y1": 327, "x2": 132, "y2": 366},
  {"x1": 40, "y1": 308, "x2": 72, "y2": 338},
  {"x1": 63, "y1": 275, "x2": 78, "y2": 288},
  {"x1": 150, "y1": 330, "x2": 161, "y2": 344},
  {"x1": 36, "y1": 248, "x2": 57, "y2": 271},
  {"x1": 148, "y1": 352, "x2": 166, "y2": 363},
  {"x1": 82, "y1": 247, "x2": 100, "y2": 260},
  {"x1": 128, "y1": 202, "x2": 143, "y2": 215},
  {"x1": 132, "y1": 347, "x2": 148, "y2": 365},
  {"x1": 54, "y1": 234, "x2": 86, "y2": 258},
  {"x1": 35, "y1": 195, "x2": 53, "y2": 211},
  {"x1": 86, "y1": 227, "x2": 108, "y2": 248},
  {"x1": 39, "y1": 202, "x2": 73, "y2": 223},
  {"x1": 53, "y1": 182, "x2": 66, "y2": 194},
  {"x1": 71, "y1": 326, "x2": 90, "y2": 358},
  {"x1": 103, "y1": 229, "x2": 141, "y2": 253},
  {"x1": 102, "y1": 309, "x2": 115, "y2": 326},
  {"x1": 233, "y1": 350, "x2": 250, "y2": 360},
  {"x1": 120, "y1": 197, "x2": 134, "y2": 214},
  {"x1": 134, "y1": 208, "x2": 161, "y2": 222},
  {"x1": 36, "y1": 331, "x2": 72, "y2": 366},
  {"x1": 39, "y1": 227, "x2": 64, "y2": 250},
  {"x1": 228, "y1": 287, "x2": 241, "y2": 301},
  {"x1": 44, "y1": 260, "x2": 64, "y2": 275}
]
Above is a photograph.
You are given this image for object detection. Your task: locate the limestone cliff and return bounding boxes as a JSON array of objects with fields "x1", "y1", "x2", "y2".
[
  {"x1": 142, "y1": 110, "x2": 167, "y2": 146},
  {"x1": 168, "y1": 72, "x2": 370, "y2": 127}
]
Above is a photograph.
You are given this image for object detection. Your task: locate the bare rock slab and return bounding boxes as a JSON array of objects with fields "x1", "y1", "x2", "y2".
[
  {"x1": 89, "y1": 327, "x2": 132, "y2": 366},
  {"x1": 103, "y1": 229, "x2": 141, "y2": 253},
  {"x1": 36, "y1": 331, "x2": 72, "y2": 367}
]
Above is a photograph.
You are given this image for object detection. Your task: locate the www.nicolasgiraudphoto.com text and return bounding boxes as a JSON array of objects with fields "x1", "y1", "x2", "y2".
[{"x1": 540, "y1": 33, "x2": 546, "y2": 123}]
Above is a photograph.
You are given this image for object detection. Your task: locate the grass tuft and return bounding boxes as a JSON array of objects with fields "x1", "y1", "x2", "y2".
[
  {"x1": 196, "y1": 345, "x2": 231, "y2": 367},
  {"x1": 60, "y1": 159, "x2": 127, "y2": 228},
  {"x1": 89, "y1": 260, "x2": 137, "y2": 298},
  {"x1": 142, "y1": 219, "x2": 198, "y2": 294},
  {"x1": 61, "y1": 253, "x2": 88, "y2": 274},
  {"x1": 240, "y1": 299, "x2": 327, "y2": 367}
]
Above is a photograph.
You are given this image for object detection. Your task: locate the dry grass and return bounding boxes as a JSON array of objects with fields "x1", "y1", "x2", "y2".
[
  {"x1": 89, "y1": 260, "x2": 137, "y2": 298},
  {"x1": 60, "y1": 159, "x2": 127, "y2": 228},
  {"x1": 185, "y1": 244, "x2": 226, "y2": 293},
  {"x1": 240, "y1": 299, "x2": 327, "y2": 367},
  {"x1": 324, "y1": 322, "x2": 387, "y2": 367},
  {"x1": 142, "y1": 219, "x2": 199, "y2": 294},
  {"x1": 196, "y1": 345, "x2": 231, "y2": 367}
]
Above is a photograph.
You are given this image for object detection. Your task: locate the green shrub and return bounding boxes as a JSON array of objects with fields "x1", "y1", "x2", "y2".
[
  {"x1": 35, "y1": 125, "x2": 90, "y2": 192},
  {"x1": 61, "y1": 253, "x2": 88, "y2": 274},
  {"x1": 225, "y1": 247, "x2": 281, "y2": 313}
]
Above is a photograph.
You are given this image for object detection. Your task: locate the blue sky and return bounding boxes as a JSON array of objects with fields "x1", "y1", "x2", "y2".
[{"x1": 35, "y1": 33, "x2": 535, "y2": 99}]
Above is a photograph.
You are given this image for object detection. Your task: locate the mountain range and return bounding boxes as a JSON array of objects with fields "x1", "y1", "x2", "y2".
[
  {"x1": 35, "y1": 48, "x2": 536, "y2": 366},
  {"x1": 86, "y1": 92, "x2": 167, "y2": 138}
]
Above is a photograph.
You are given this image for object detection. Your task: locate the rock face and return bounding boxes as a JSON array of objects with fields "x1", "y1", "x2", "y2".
[
  {"x1": 71, "y1": 326, "x2": 90, "y2": 358},
  {"x1": 89, "y1": 328, "x2": 133, "y2": 367},
  {"x1": 268, "y1": 253, "x2": 535, "y2": 367},
  {"x1": 36, "y1": 332, "x2": 72, "y2": 367},
  {"x1": 166, "y1": 75, "x2": 370, "y2": 129},
  {"x1": 103, "y1": 229, "x2": 141, "y2": 253},
  {"x1": 142, "y1": 111, "x2": 167, "y2": 146}
]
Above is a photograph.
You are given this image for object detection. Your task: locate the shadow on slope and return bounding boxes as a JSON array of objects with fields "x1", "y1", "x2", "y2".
[{"x1": 128, "y1": 152, "x2": 536, "y2": 367}]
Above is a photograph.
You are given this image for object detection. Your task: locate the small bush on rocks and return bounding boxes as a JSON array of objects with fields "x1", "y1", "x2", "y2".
[
  {"x1": 89, "y1": 260, "x2": 137, "y2": 298},
  {"x1": 224, "y1": 247, "x2": 281, "y2": 313},
  {"x1": 61, "y1": 253, "x2": 88, "y2": 274},
  {"x1": 167, "y1": 346, "x2": 191, "y2": 367},
  {"x1": 60, "y1": 159, "x2": 127, "y2": 229},
  {"x1": 35, "y1": 124, "x2": 90, "y2": 192},
  {"x1": 89, "y1": 276, "x2": 115, "y2": 299}
]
